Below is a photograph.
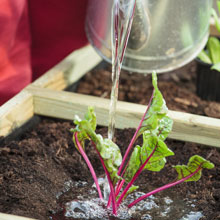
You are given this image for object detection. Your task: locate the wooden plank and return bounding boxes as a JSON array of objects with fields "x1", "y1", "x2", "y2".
[
  {"x1": 210, "y1": 19, "x2": 220, "y2": 36},
  {"x1": 32, "y1": 45, "x2": 102, "y2": 90},
  {"x1": 0, "y1": 90, "x2": 34, "y2": 137},
  {"x1": 27, "y1": 86, "x2": 220, "y2": 147},
  {"x1": 0, "y1": 213, "x2": 35, "y2": 220},
  {"x1": 210, "y1": 20, "x2": 219, "y2": 36}
]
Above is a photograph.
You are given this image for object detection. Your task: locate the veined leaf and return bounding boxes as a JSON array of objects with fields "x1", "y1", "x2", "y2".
[
  {"x1": 141, "y1": 136, "x2": 174, "y2": 172},
  {"x1": 124, "y1": 73, "x2": 173, "y2": 182},
  {"x1": 72, "y1": 107, "x2": 122, "y2": 183},
  {"x1": 174, "y1": 155, "x2": 214, "y2": 182},
  {"x1": 197, "y1": 50, "x2": 212, "y2": 64},
  {"x1": 84, "y1": 106, "x2": 97, "y2": 131},
  {"x1": 122, "y1": 185, "x2": 139, "y2": 201},
  {"x1": 71, "y1": 107, "x2": 97, "y2": 150},
  {"x1": 143, "y1": 116, "x2": 173, "y2": 141},
  {"x1": 137, "y1": 72, "x2": 169, "y2": 138},
  {"x1": 124, "y1": 136, "x2": 174, "y2": 183},
  {"x1": 207, "y1": 37, "x2": 220, "y2": 64},
  {"x1": 99, "y1": 137, "x2": 122, "y2": 184},
  {"x1": 211, "y1": 62, "x2": 220, "y2": 72},
  {"x1": 124, "y1": 145, "x2": 141, "y2": 182},
  {"x1": 157, "y1": 116, "x2": 173, "y2": 141}
]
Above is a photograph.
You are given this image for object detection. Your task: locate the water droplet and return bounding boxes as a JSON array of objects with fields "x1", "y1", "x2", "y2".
[{"x1": 180, "y1": 211, "x2": 203, "y2": 220}]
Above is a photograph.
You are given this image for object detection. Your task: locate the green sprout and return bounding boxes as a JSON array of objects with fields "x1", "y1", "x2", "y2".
[
  {"x1": 198, "y1": 0, "x2": 220, "y2": 72},
  {"x1": 71, "y1": 72, "x2": 214, "y2": 216}
]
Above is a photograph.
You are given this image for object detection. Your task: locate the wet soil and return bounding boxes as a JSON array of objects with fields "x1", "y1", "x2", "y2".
[
  {"x1": 0, "y1": 119, "x2": 220, "y2": 220},
  {"x1": 0, "y1": 60, "x2": 220, "y2": 220}
]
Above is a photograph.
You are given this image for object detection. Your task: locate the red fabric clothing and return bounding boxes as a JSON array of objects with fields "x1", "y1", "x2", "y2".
[
  {"x1": 0, "y1": 0, "x2": 31, "y2": 105},
  {"x1": 0, "y1": 0, "x2": 88, "y2": 105},
  {"x1": 28, "y1": 0, "x2": 88, "y2": 80}
]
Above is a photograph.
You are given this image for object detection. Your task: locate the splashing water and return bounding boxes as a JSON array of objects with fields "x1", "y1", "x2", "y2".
[
  {"x1": 61, "y1": 180, "x2": 203, "y2": 220},
  {"x1": 55, "y1": 179, "x2": 203, "y2": 220}
]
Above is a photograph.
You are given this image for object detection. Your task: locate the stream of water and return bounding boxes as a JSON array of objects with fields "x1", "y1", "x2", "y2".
[{"x1": 107, "y1": 0, "x2": 136, "y2": 140}]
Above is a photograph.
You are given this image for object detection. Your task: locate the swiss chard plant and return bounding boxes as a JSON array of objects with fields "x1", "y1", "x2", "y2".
[
  {"x1": 198, "y1": 0, "x2": 220, "y2": 71},
  {"x1": 71, "y1": 72, "x2": 214, "y2": 216}
]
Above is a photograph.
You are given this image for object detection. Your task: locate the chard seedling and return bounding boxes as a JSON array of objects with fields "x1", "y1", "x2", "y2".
[
  {"x1": 71, "y1": 72, "x2": 214, "y2": 216},
  {"x1": 198, "y1": 0, "x2": 220, "y2": 71}
]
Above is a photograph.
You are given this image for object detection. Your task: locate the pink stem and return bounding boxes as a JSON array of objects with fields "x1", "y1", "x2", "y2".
[
  {"x1": 107, "y1": 194, "x2": 112, "y2": 209},
  {"x1": 74, "y1": 133, "x2": 103, "y2": 200},
  {"x1": 117, "y1": 145, "x2": 157, "y2": 207},
  {"x1": 116, "y1": 179, "x2": 125, "y2": 196},
  {"x1": 91, "y1": 142, "x2": 117, "y2": 215},
  {"x1": 107, "y1": 178, "x2": 125, "y2": 208},
  {"x1": 118, "y1": 90, "x2": 154, "y2": 176},
  {"x1": 128, "y1": 166, "x2": 202, "y2": 208}
]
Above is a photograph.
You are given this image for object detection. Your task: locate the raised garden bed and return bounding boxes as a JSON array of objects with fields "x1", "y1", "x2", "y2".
[
  {"x1": 0, "y1": 117, "x2": 220, "y2": 220},
  {"x1": 0, "y1": 26, "x2": 220, "y2": 219}
]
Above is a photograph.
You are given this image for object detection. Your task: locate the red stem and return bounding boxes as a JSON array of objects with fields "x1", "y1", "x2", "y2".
[
  {"x1": 116, "y1": 179, "x2": 125, "y2": 196},
  {"x1": 74, "y1": 133, "x2": 103, "y2": 200},
  {"x1": 117, "y1": 144, "x2": 157, "y2": 207},
  {"x1": 107, "y1": 178, "x2": 125, "y2": 208},
  {"x1": 91, "y1": 142, "x2": 117, "y2": 215},
  {"x1": 118, "y1": 90, "x2": 154, "y2": 176},
  {"x1": 128, "y1": 166, "x2": 202, "y2": 208}
]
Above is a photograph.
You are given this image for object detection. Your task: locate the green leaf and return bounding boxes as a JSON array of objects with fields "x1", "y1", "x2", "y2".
[
  {"x1": 197, "y1": 50, "x2": 212, "y2": 64},
  {"x1": 98, "y1": 137, "x2": 122, "y2": 184},
  {"x1": 125, "y1": 135, "x2": 174, "y2": 182},
  {"x1": 71, "y1": 107, "x2": 97, "y2": 150},
  {"x1": 217, "y1": 0, "x2": 220, "y2": 15},
  {"x1": 72, "y1": 107, "x2": 122, "y2": 184},
  {"x1": 84, "y1": 106, "x2": 97, "y2": 131},
  {"x1": 207, "y1": 37, "x2": 220, "y2": 64},
  {"x1": 211, "y1": 8, "x2": 220, "y2": 33},
  {"x1": 124, "y1": 145, "x2": 141, "y2": 182},
  {"x1": 211, "y1": 62, "x2": 220, "y2": 72},
  {"x1": 157, "y1": 116, "x2": 173, "y2": 141},
  {"x1": 174, "y1": 155, "x2": 215, "y2": 182},
  {"x1": 141, "y1": 136, "x2": 174, "y2": 172},
  {"x1": 123, "y1": 185, "x2": 139, "y2": 200},
  {"x1": 137, "y1": 72, "x2": 169, "y2": 138},
  {"x1": 125, "y1": 72, "x2": 173, "y2": 181}
]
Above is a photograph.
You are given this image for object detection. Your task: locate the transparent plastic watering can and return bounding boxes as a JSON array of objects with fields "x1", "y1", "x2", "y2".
[{"x1": 85, "y1": 0, "x2": 213, "y2": 73}]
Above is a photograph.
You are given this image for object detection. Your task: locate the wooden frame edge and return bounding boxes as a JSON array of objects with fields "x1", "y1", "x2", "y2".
[
  {"x1": 0, "y1": 90, "x2": 34, "y2": 137},
  {"x1": 0, "y1": 213, "x2": 35, "y2": 220},
  {"x1": 32, "y1": 45, "x2": 102, "y2": 90},
  {"x1": 27, "y1": 86, "x2": 220, "y2": 147}
]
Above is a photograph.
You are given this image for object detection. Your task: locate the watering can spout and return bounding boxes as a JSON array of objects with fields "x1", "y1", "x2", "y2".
[
  {"x1": 86, "y1": 0, "x2": 213, "y2": 73},
  {"x1": 127, "y1": 0, "x2": 151, "y2": 51}
]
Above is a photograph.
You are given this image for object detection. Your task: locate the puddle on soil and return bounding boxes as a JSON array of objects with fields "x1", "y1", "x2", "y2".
[{"x1": 51, "y1": 179, "x2": 203, "y2": 220}]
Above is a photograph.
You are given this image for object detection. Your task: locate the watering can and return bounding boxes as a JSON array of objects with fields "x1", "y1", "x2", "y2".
[{"x1": 85, "y1": 0, "x2": 213, "y2": 73}]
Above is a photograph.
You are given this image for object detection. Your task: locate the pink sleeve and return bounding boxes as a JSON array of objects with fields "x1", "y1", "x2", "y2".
[
  {"x1": 0, "y1": 0, "x2": 88, "y2": 105},
  {"x1": 0, "y1": 0, "x2": 31, "y2": 105}
]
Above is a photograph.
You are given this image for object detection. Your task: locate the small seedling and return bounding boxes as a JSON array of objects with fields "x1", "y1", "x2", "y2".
[
  {"x1": 71, "y1": 72, "x2": 214, "y2": 216},
  {"x1": 198, "y1": 0, "x2": 220, "y2": 71}
]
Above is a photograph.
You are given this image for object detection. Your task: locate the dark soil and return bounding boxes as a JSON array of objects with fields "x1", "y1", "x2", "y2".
[
  {"x1": 0, "y1": 60, "x2": 220, "y2": 220},
  {"x1": 0, "y1": 117, "x2": 220, "y2": 220},
  {"x1": 76, "y1": 60, "x2": 220, "y2": 118}
]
